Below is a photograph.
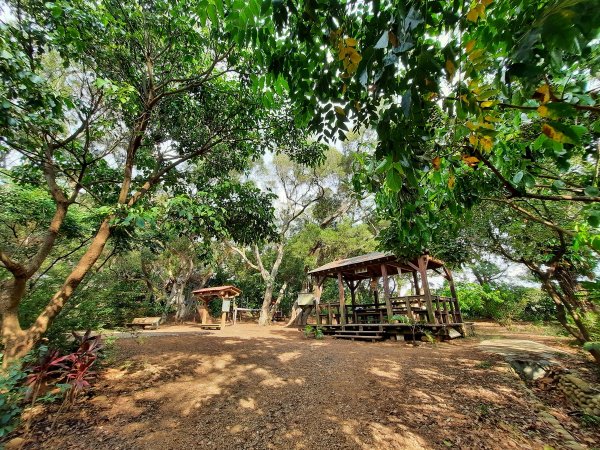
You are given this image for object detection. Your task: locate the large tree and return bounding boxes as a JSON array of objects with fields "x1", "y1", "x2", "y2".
[
  {"x1": 0, "y1": 0, "x2": 319, "y2": 361},
  {"x1": 455, "y1": 201, "x2": 600, "y2": 363}
]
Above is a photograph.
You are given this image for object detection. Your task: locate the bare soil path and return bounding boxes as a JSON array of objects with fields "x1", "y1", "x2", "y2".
[{"x1": 21, "y1": 322, "x2": 600, "y2": 449}]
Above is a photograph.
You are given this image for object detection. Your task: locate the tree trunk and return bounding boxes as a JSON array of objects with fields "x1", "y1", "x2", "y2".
[
  {"x1": 2, "y1": 220, "x2": 112, "y2": 363},
  {"x1": 285, "y1": 300, "x2": 302, "y2": 328},
  {"x1": 258, "y1": 281, "x2": 275, "y2": 326},
  {"x1": 0, "y1": 277, "x2": 29, "y2": 362},
  {"x1": 540, "y1": 274, "x2": 600, "y2": 365},
  {"x1": 163, "y1": 269, "x2": 194, "y2": 323}
]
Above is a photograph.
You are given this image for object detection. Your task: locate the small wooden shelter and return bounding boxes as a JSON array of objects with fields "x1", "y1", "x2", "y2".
[
  {"x1": 305, "y1": 252, "x2": 466, "y2": 340},
  {"x1": 192, "y1": 285, "x2": 241, "y2": 329}
]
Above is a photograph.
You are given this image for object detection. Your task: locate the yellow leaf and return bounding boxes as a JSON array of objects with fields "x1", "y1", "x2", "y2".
[
  {"x1": 469, "y1": 134, "x2": 478, "y2": 146},
  {"x1": 338, "y1": 47, "x2": 350, "y2": 61},
  {"x1": 346, "y1": 64, "x2": 358, "y2": 75},
  {"x1": 465, "y1": 39, "x2": 476, "y2": 53},
  {"x1": 468, "y1": 48, "x2": 485, "y2": 61},
  {"x1": 466, "y1": 7, "x2": 480, "y2": 22},
  {"x1": 349, "y1": 50, "x2": 362, "y2": 65},
  {"x1": 462, "y1": 154, "x2": 480, "y2": 166},
  {"x1": 445, "y1": 59, "x2": 455, "y2": 78},
  {"x1": 480, "y1": 136, "x2": 493, "y2": 151},
  {"x1": 476, "y1": 3, "x2": 486, "y2": 18},
  {"x1": 484, "y1": 114, "x2": 500, "y2": 122},
  {"x1": 345, "y1": 37, "x2": 357, "y2": 47},
  {"x1": 480, "y1": 100, "x2": 494, "y2": 108},
  {"x1": 534, "y1": 84, "x2": 551, "y2": 104},
  {"x1": 432, "y1": 156, "x2": 441, "y2": 170},
  {"x1": 466, "y1": 121, "x2": 477, "y2": 131},
  {"x1": 448, "y1": 175, "x2": 456, "y2": 189},
  {"x1": 542, "y1": 123, "x2": 571, "y2": 143},
  {"x1": 334, "y1": 106, "x2": 346, "y2": 116},
  {"x1": 342, "y1": 84, "x2": 347, "y2": 95},
  {"x1": 537, "y1": 105, "x2": 549, "y2": 117}
]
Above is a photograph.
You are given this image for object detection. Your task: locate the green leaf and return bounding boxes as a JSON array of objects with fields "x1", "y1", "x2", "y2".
[
  {"x1": 386, "y1": 168, "x2": 403, "y2": 192},
  {"x1": 512, "y1": 171, "x2": 523, "y2": 184},
  {"x1": 584, "y1": 186, "x2": 599, "y2": 197}
]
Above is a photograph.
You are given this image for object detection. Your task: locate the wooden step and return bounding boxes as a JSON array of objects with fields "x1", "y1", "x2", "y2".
[
  {"x1": 333, "y1": 334, "x2": 384, "y2": 341},
  {"x1": 335, "y1": 330, "x2": 382, "y2": 336}
]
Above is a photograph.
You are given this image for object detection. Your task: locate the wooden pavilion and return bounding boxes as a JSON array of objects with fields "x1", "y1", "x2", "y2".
[
  {"x1": 192, "y1": 285, "x2": 241, "y2": 330},
  {"x1": 305, "y1": 252, "x2": 466, "y2": 341}
]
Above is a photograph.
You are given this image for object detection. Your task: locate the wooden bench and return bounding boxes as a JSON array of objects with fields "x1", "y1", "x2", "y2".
[
  {"x1": 199, "y1": 324, "x2": 221, "y2": 330},
  {"x1": 125, "y1": 317, "x2": 161, "y2": 330}
]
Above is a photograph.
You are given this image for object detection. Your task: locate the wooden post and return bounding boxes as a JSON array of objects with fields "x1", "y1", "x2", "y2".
[
  {"x1": 232, "y1": 298, "x2": 237, "y2": 325},
  {"x1": 337, "y1": 271, "x2": 346, "y2": 325},
  {"x1": 418, "y1": 255, "x2": 436, "y2": 323},
  {"x1": 314, "y1": 276, "x2": 324, "y2": 326},
  {"x1": 381, "y1": 264, "x2": 393, "y2": 321},
  {"x1": 441, "y1": 296, "x2": 449, "y2": 324},
  {"x1": 349, "y1": 280, "x2": 357, "y2": 324},
  {"x1": 434, "y1": 295, "x2": 442, "y2": 323},
  {"x1": 396, "y1": 267, "x2": 414, "y2": 321},
  {"x1": 443, "y1": 266, "x2": 463, "y2": 323}
]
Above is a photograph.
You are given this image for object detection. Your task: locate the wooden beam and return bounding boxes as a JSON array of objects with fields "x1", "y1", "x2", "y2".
[
  {"x1": 337, "y1": 271, "x2": 346, "y2": 325},
  {"x1": 381, "y1": 264, "x2": 393, "y2": 321},
  {"x1": 418, "y1": 255, "x2": 436, "y2": 323},
  {"x1": 432, "y1": 267, "x2": 444, "y2": 277},
  {"x1": 407, "y1": 261, "x2": 420, "y2": 272}
]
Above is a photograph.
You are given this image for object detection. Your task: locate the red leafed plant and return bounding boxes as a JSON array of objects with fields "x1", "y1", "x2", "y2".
[
  {"x1": 26, "y1": 330, "x2": 103, "y2": 407},
  {"x1": 62, "y1": 331, "x2": 102, "y2": 404}
]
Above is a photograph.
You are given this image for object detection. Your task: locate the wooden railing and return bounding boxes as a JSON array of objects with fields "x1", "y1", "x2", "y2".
[{"x1": 316, "y1": 295, "x2": 462, "y2": 325}]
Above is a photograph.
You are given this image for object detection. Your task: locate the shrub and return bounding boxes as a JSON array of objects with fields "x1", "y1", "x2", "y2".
[
  {"x1": 444, "y1": 282, "x2": 555, "y2": 323},
  {"x1": 0, "y1": 356, "x2": 31, "y2": 438}
]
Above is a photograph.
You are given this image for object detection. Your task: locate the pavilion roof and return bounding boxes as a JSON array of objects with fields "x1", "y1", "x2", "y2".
[
  {"x1": 307, "y1": 252, "x2": 445, "y2": 280},
  {"x1": 192, "y1": 285, "x2": 241, "y2": 299}
]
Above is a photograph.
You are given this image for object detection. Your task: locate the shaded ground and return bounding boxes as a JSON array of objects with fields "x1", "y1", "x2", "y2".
[{"x1": 19, "y1": 322, "x2": 600, "y2": 449}]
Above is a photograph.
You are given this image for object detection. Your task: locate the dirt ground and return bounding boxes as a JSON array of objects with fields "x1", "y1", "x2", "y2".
[{"x1": 18, "y1": 322, "x2": 600, "y2": 449}]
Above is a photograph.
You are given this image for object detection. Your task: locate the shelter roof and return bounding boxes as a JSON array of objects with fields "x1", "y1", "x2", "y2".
[
  {"x1": 307, "y1": 252, "x2": 445, "y2": 280},
  {"x1": 192, "y1": 285, "x2": 241, "y2": 299}
]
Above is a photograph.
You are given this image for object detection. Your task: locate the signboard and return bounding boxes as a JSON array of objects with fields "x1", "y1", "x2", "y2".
[
  {"x1": 355, "y1": 267, "x2": 368, "y2": 274},
  {"x1": 222, "y1": 300, "x2": 231, "y2": 312},
  {"x1": 297, "y1": 292, "x2": 314, "y2": 306}
]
